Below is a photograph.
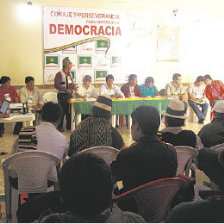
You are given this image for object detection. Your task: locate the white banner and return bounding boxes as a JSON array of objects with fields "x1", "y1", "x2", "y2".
[{"x1": 43, "y1": 7, "x2": 153, "y2": 84}]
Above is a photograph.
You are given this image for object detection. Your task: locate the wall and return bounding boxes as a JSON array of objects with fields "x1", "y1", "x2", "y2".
[{"x1": 1, "y1": 0, "x2": 224, "y2": 89}]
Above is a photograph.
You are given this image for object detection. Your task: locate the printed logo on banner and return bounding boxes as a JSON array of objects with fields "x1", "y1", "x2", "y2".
[
  {"x1": 62, "y1": 46, "x2": 77, "y2": 54},
  {"x1": 96, "y1": 40, "x2": 109, "y2": 53},
  {"x1": 78, "y1": 56, "x2": 92, "y2": 69},
  {"x1": 95, "y1": 70, "x2": 107, "y2": 83},
  {"x1": 45, "y1": 55, "x2": 59, "y2": 69},
  {"x1": 111, "y1": 56, "x2": 121, "y2": 68}
]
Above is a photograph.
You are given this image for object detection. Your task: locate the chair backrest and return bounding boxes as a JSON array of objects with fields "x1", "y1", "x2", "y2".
[
  {"x1": 210, "y1": 143, "x2": 224, "y2": 152},
  {"x1": 175, "y1": 146, "x2": 198, "y2": 175},
  {"x1": 11, "y1": 137, "x2": 19, "y2": 154},
  {"x1": 78, "y1": 146, "x2": 119, "y2": 165},
  {"x1": 3, "y1": 150, "x2": 60, "y2": 194},
  {"x1": 113, "y1": 177, "x2": 187, "y2": 222},
  {"x1": 43, "y1": 92, "x2": 58, "y2": 104}
]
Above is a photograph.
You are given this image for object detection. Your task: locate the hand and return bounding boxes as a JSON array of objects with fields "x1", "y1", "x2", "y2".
[
  {"x1": 82, "y1": 95, "x2": 87, "y2": 100},
  {"x1": 116, "y1": 95, "x2": 123, "y2": 99},
  {"x1": 32, "y1": 105, "x2": 40, "y2": 111},
  {"x1": 0, "y1": 113, "x2": 9, "y2": 118},
  {"x1": 178, "y1": 94, "x2": 184, "y2": 100},
  {"x1": 74, "y1": 85, "x2": 79, "y2": 92},
  {"x1": 66, "y1": 89, "x2": 73, "y2": 94}
]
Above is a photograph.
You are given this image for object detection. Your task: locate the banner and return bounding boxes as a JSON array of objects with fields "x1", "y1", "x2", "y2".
[{"x1": 43, "y1": 7, "x2": 152, "y2": 84}]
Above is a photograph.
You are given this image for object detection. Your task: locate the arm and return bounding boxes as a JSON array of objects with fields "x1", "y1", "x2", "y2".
[
  {"x1": 115, "y1": 86, "x2": 125, "y2": 98},
  {"x1": 19, "y1": 88, "x2": 27, "y2": 103},
  {"x1": 54, "y1": 72, "x2": 66, "y2": 92}
]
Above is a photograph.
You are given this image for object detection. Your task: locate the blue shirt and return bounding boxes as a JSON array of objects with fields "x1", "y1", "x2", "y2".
[{"x1": 140, "y1": 84, "x2": 158, "y2": 97}]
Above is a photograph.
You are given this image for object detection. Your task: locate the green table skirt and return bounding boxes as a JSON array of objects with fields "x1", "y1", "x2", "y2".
[{"x1": 71, "y1": 98, "x2": 170, "y2": 115}]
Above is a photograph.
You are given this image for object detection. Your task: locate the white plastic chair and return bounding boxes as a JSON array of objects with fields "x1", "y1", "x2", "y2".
[
  {"x1": 210, "y1": 143, "x2": 224, "y2": 152},
  {"x1": 78, "y1": 146, "x2": 119, "y2": 165},
  {"x1": 175, "y1": 146, "x2": 198, "y2": 175},
  {"x1": 2, "y1": 151, "x2": 61, "y2": 222},
  {"x1": 43, "y1": 92, "x2": 58, "y2": 104},
  {"x1": 11, "y1": 137, "x2": 19, "y2": 154}
]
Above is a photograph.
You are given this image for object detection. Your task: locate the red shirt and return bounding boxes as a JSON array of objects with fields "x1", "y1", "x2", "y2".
[
  {"x1": 0, "y1": 86, "x2": 18, "y2": 103},
  {"x1": 205, "y1": 80, "x2": 224, "y2": 104}
]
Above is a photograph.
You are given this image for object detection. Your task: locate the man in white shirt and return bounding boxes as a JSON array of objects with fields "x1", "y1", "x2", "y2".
[
  {"x1": 99, "y1": 75, "x2": 124, "y2": 98},
  {"x1": 188, "y1": 76, "x2": 208, "y2": 124},
  {"x1": 77, "y1": 75, "x2": 98, "y2": 99}
]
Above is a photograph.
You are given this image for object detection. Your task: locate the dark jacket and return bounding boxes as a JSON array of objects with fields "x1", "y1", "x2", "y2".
[
  {"x1": 111, "y1": 136, "x2": 177, "y2": 193},
  {"x1": 198, "y1": 115, "x2": 224, "y2": 147},
  {"x1": 121, "y1": 83, "x2": 141, "y2": 97}
]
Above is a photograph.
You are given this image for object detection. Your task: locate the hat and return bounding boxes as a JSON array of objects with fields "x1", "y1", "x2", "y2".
[
  {"x1": 83, "y1": 75, "x2": 92, "y2": 82},
  {"x1": 63, "y1": 57, "x2": 72, "y2": 68},
  {"x1": 161, "y1": 98, "x2": 188, "y2": 119},
  {"x1": 212, "y1": 100, "x2": 224, "y2": 113},
  {"x1": 93, "y1": 95, "x2": 112, "y2": 112}
]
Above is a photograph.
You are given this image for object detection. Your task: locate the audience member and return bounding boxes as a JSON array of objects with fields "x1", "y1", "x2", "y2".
[
  {"x1": 121, "y1": 74, "x2": 141, "y2": 97},
  {"x1": 69, "y1": 95, "x2": 124, "y2": 157},
  {"x1": 0, "y1": 76, "x2": 21, "y2": 136},
  {"x1": 198, "y1": 100, "x2": 224, "y2": 147},
  {"x1": 140, "y1": 76, "x2": 158, "y2": 97},
  {"x1": 167, "y1": 148, "x2": 224, "y2": 222},
  {"x1": 161, "y1": 99, "x2": 202, "y2": 149},
  {"x1": 111, "y1": 105, "x2": 177, "y2": 193},
  {"x1": 165, "y1": 73, "x2": 185, "y2": 99},
  {"x1": 204, "y1": 74, "x2": 224, "y2": 107},
  {"x1": 39, "y1": 153, "x2": 145, "y2": 222},
  {"x1": 54, "y1": 57, "x2": 78, "y2": 132},
  {"x1": 100, "y1": 74, "x2": 124, "y2": 98},
  {"x1": 18, "y1": 102, "x2": 68, "y2": 160},
  {"x1": 188, "y1": 76, "x2": 208, "y2": 124},
  {"x1": 77, "y1": 75, "x2": 98, "y2": 99}
]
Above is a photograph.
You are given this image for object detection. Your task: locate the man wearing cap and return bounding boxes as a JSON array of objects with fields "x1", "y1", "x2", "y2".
[
  {"x1": 198, "y1": 100, "x2": 224, "y2": 147},
  {"x1": 99, "y1": 75, "x2": 124, "y2": 98},
  {"x1": 69, "y1": 95, "x2": 124, "y2": 157},
  {"x1": 160, "y1": 98, "x2": 202, "y2": 149},
  {"x1": 111, "y1": 105, "x2": 177, "y2": 193},
  {"x1": 54, "y1": 57, "x2": 77, "y2": 132},
  {"x1": 77, "y1": 75, "x2": 98, "y2": 99},
  {"x1": 188, "y1": 76, "x2": 208, "y2": 124}
]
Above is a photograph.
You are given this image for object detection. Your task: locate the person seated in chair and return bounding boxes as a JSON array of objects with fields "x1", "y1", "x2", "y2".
[
  {"x1": 198, "y1": 100, "x2": 224, "y2": 147},
  {"x1": 167, "y1": 148, "x2": 224, "y2": 223},
  {"x1": 188, "y1": 76, "x2": 208, "y2": 124},
  {"x1": 69, "y1": 95, "x2": 124, "y2": 157},
  {"x1": 140, "y1": 76, "x2": 158, "y2": 97},
  {"x1": 38, "y1": 153, "x2": 145, "y2": 223},
  {"x1": 18, "y1": 102, "x2": 68, "y2": 160},
  {"x1": 111, "y1": 105, "x2": 177, "y2": 194}
]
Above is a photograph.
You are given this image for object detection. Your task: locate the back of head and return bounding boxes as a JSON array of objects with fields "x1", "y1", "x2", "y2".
[
  {"x1": 0, "y1": 76, "x2": 10, "y2": 84},
  {"x1": 213, "y1": 101, "x2": 224, "y2": 116},
  {"x1": 59, "y1": 153, "x2": 113, "y2": 216},
  {"x1": 41, "y1": 102, "x2": 62, "y2": 123},
  {"x1": 25, "y1": 76, "x2": 34, "y2": 84},
  {"x1": 91, "y1": 95, "x2": 112, "y2": 120},
  {"x1": 131, "y1": 105, "x2": 160, "y2": 136},
  {"x1": 174, "y1": 130, "x2": 196, "y2": 148}
]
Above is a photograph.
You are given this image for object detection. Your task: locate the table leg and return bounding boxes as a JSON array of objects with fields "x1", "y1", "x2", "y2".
[
  {"x1": 128, "y1": 115, "x2": 132, "y2": 129},
  {"x1": 75, "y1": 114, "x2": 81, "y2": 127},
  {"x1": 111, "y1": 115, "x2": 116, "y2": 128},
  {"x1": 71, "y1": 103, "x2": 75, "y2": 132}
]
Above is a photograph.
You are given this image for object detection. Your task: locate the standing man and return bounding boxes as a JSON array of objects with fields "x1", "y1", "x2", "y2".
[
  {"x1": 188, "y1": 76, "x2": 208, "y2": 124},
  {"x1": 54, "y1": 57, "x2": 77, "y2": 132},
  {"x1": 204, "y1": 74, "x2": 224, "y2": 107},
  {"x1": 99, "y1": 74, "x2": 124, "y2": 98}
]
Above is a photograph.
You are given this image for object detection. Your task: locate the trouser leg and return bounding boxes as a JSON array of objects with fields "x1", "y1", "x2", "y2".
[
  {"x1": 188, "y1": 100, "x2": 203, "y2": 120},
  {"x1": 200, "y1": 103, "x2": 208, "y2": 119}
]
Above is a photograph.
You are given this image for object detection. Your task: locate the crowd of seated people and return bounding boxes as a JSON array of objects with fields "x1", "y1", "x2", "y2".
[{"x1": 2, "y1": 69, "x2": 224, "y2": 222}]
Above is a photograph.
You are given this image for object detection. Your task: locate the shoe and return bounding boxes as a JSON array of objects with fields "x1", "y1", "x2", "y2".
[
  {"x1": 198, "y1": 119, "x2": 204, "y2": 124},
  {"x1": 57, "y1": 126, "x2": 65, "y2": 132}
]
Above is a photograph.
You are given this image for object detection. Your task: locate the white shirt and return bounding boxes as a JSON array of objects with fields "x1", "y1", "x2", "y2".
[
  {"x1": 99, "y1": 84, "x2": 124, "y2": 98},
  {"x1": 36, "y1": 122, "x2": 69, "y2": 160},
  {"x1": 188, "y1": 83, "x2": 206, "y2": 99},
  {"x1": 77, "y1": 84, "x2": 98, "y2": 98}
]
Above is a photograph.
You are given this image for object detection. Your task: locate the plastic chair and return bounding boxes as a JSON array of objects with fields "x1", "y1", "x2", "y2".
[
  {"x1": 11, "y1": 137, "x2": 19, "y2": 154},
  {"x1": 113, "y1": 177, "x2": 187, "y2": 222},
  {"x1": 175, "y1": 146, "x2": 198, "y2": 175},
  {"x1": 43, "y1": 92, "x2": 58, "y2": 104},
  {"x1": 78, "y1": 146, "x2": 119, "y2": 165},
  {"x1": 210, "y1": 143, "x2": 224, "y2": 152},
  {"x1": 2, "y1": 151, "x2": 61, "y2": 222}
]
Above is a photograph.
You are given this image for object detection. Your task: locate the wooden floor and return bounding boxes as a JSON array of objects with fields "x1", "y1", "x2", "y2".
[{"x1": 0, "y1": 119, "x2": 207, "y2": 220}]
